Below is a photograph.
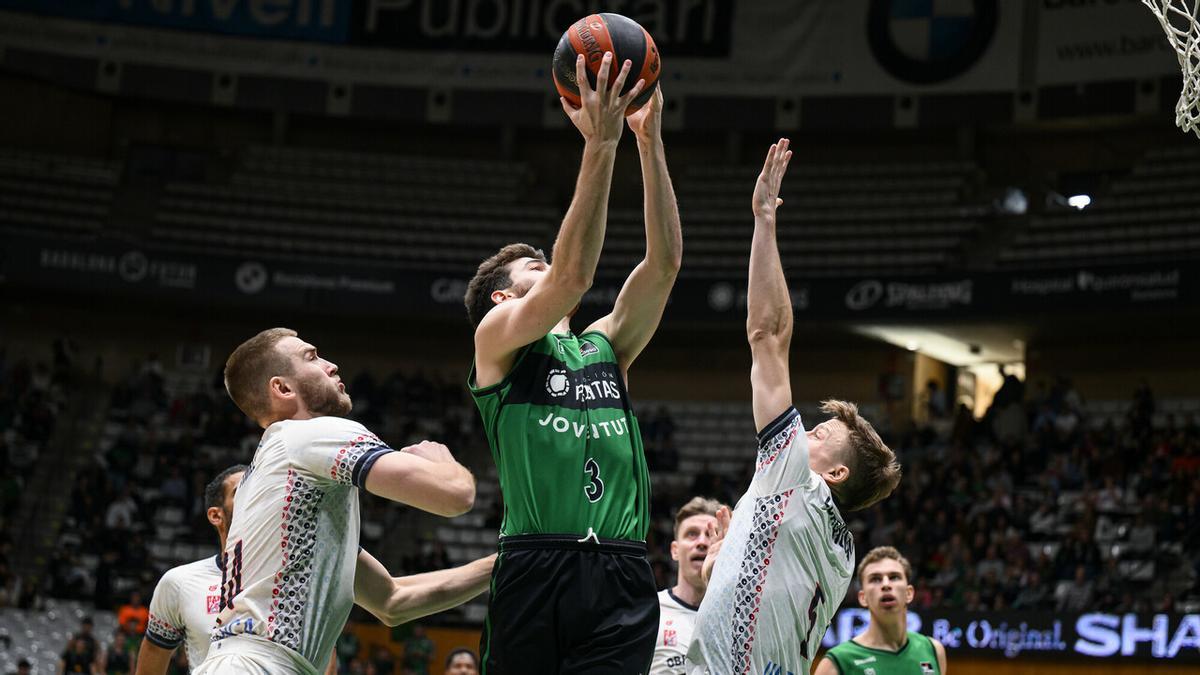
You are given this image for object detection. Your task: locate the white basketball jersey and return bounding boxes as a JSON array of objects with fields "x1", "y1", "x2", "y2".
[
  {"x1": 651, "y1": 589, "x2": 700, "y2": 675},
  {"x1": 145, "y1": 555, "x2": 222, "y2": 670},
  {"x1": 686, "y1": 408, "x2": 854, "y2": 675},
  {"x1": 210, "y1": 416, "x2": 394, "y2": 674}
]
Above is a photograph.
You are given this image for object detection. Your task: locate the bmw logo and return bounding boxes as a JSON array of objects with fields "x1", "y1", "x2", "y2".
[
  {"x1": 118, "y1": 251, "x2": 148, "y2": 283},
  {"x1": 236, "y1": 262, "x2": 268, "y2": 295},
  {"x1": 867, "y1": 0, "x2": 998, "y2": 84}
]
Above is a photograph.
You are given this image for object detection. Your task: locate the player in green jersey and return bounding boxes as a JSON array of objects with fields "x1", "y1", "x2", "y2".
[
  {"x1": 817, "y1": 546, "x2": 948, "y2": 675},
  {"x1": 463, "y1": 52, "x2": 680, "y2": 675}
]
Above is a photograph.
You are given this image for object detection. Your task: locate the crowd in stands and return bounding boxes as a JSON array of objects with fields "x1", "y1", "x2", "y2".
[
  {"x1": 852, "y1": 373, "x2": 1198, "y2": 613},
  {"x1": 332, "y1": 625, "x2": 480, "y2": 675},
  {"x1": 0, "y1": 340, "x2": 74, "y2": 612},
  {"x1": 50, "y1": 610, "x2": 157, "y2": 675}
]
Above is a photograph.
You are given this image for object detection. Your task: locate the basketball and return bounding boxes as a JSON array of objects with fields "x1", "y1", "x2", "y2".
[{"x1": 552, "y1": 13, "x2": 661, "y2": 114}]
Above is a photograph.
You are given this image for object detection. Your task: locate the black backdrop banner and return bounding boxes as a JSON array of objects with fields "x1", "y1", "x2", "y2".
[{"x1": 1, "y1": 236, "x2": 1194, "y2": 322}]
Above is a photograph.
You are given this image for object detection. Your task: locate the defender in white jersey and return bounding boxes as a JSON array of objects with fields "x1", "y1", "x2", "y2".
[
  {"x1": 196, "y1": 329, "x2": 482, "y2": 675},
  {"x1": 652, "y1": 497, "x2": 726, "y2": 675},
  {"x1": 686, "y1": 140, "x2": 902, "y2": 675},
  {"x1": 138, "y1": 465, "x2": 246, "y2": 674}
]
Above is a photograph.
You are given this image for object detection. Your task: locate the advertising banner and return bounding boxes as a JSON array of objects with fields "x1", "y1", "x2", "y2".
[
  {"x1": 0, "y1": 0, "x2": 1022, "y2": 97},
  {"x1": 1035, "y1": 0, "x2": 1178, "y2": 87},
  {"x1": 2, "y1": 236, "x2": 1193, "y2": 322},
  {"x1": 0, "y1": 0, "x2": 353, "y2": 42},
  {"x1": 823, "y1": 609, "x2": 1200, "y2": 663},
  {"x1": 350, "y1": 0, "x2": 735, "y2": 57}
]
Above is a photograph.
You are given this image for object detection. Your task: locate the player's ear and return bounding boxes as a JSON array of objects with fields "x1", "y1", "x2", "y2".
[
  {"x1": 905, "y1": 583, "x2": 915, "y2": 604},
  {"x1": 489, "y1": 283, "x2": 518, "y2": 305},
  {"x1": 670, "y1": 540, "x2": 679, "y2": 562},
  {"x1": 206, "y1": 505, "x2": 223, "y2": 529},
  {"x1": 857, "y1": 588, "x2": 868, "y2": 608},
  {"x1": 823, "y1": 463, "x2": 849, "y2": 486},
  {"x1": 269, "y1": 375, "x2": 294, "y2": 398}
]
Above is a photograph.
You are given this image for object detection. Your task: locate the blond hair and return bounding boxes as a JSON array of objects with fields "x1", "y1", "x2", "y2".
[
  {"x1": 673, "y1": 496, "x2": 725, "y2": 537},
  {"x1": 224, "y1": 327, "x2": 297, "y2": 423},
  {"x1": 821, "y1": 399, "x2": 901, "y2": 511}
]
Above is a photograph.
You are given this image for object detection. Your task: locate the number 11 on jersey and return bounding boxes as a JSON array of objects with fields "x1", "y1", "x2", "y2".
[{"x1": 220, "y1": 539, "x2": 243, "y2": 612}]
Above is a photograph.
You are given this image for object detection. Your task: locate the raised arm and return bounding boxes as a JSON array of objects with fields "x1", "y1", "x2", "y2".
[
  {"x1": 363, "y1": 441, "x2": 475, "y2": 517},
  {"x1": 747, "y1": 139, "x2": 795, "y2": 433},
  {"x1": 475, "y1": 53, "x2": 646, "y2": 381},
  {"x1": 354, "y1": 549, "x2": 496, "y2": 627},
  {"x1": 585, "y1": 88, "x2": 682, "y2": 375}
]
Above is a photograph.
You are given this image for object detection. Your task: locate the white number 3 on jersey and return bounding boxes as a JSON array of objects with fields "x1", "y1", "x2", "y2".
[{"x1": 584, "y1": 458, "x2": 604, "y2": 502}]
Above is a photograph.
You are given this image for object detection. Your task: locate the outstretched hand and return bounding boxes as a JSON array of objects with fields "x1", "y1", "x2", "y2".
[
  {"x1": 625, "y1": 86, "x2": 663, "y2": 142},
  {"x1": 700, "y1": 505, "x2": 732, "y2": 587},
  {"x1": 752, "y1": 138, "x2": 793, "y2": 220},
  {"x1": 561, "y1": 51, "x2": 646, "y2": 144}
]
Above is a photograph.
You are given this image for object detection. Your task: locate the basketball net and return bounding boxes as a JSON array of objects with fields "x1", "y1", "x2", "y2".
[{"x1": 1143, "y1": 0, "x2": 1200, "y2": 137}]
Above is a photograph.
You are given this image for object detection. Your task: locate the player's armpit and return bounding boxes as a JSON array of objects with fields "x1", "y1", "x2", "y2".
[
  {"x1": 363, "y1": 449, "x2": 474, "y2": 517},
  {"x1": 133, "y1": 639, "x2": 174, "y2": 675},
  {"x1": 584, "y1": 259, "x2": 677, "y2": 375}
]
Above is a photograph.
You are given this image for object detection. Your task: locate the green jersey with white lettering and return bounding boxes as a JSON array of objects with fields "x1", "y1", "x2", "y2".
[
  {"x1": 823, "y1": 632, "x2": 941, "y2": 675},
  {"x1": 469, "y1": 331, "x2": 650, "y2": 541}
]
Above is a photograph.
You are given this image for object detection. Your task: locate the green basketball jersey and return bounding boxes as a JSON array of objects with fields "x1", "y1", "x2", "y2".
[
  {"x1": 469, "y1": 331, "x2": 650, "y2": 541},
  {"x1": 824, "y1": 632, "x2": 941, "y2": 675}
]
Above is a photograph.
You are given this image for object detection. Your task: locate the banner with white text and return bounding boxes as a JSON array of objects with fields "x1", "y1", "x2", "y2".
[{"x1": 823, "y1": 609, "x2": 1199, "y2": 663}]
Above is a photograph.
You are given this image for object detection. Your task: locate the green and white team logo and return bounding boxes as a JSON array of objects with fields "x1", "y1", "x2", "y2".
[{"x1": 546, "y1": 369, "x2": 570, "y2": 397}]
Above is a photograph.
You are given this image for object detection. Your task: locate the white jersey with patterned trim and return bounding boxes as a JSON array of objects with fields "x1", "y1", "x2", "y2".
[
  {"x1": 651, "y1": 589, "x2": 700, "y2": 675},
  {"x1": 210, "y1": 416, "x2": 394, "y2": 674},
  {"x1": 145, "y1": 555, "x2": 223, "y2": 670},
  {"x1": 686, "y1": 407, "x2": 854, "y2": 675}
]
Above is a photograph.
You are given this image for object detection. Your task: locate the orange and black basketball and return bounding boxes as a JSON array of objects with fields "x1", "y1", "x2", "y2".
[{"x1": 552, "y1": 13, "x2": 660, "y2": 114}]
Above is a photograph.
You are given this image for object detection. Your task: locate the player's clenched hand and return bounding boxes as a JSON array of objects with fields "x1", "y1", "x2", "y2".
[
  {"x1": 752, "y1": 138, "x2": 792, "y2": 220},
  {"x1": 562, "y1": 51, "x2": 646, "y2": 144},
  {"x1": 401, "y1": 440, "x2": 455, "y2": 463},
  {"x1": 700, "y1": 505, "x2": 732, "y2": 588}
]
